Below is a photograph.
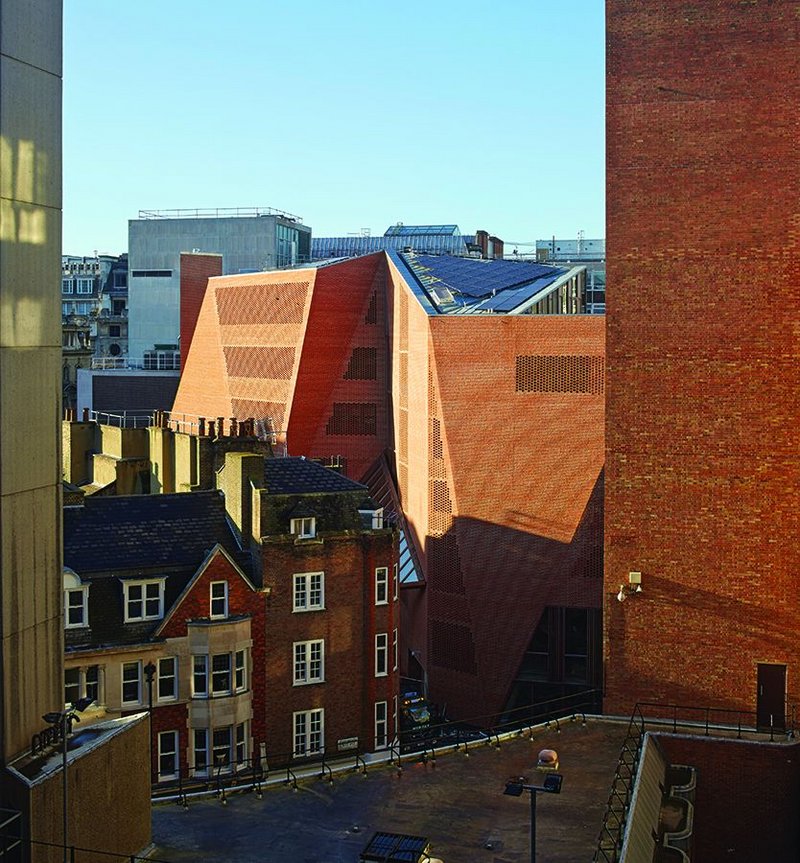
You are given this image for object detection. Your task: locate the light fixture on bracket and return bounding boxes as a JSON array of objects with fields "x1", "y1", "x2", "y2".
[{"x1": 617, "y1": 571, "x2": 643, "y2": 602}]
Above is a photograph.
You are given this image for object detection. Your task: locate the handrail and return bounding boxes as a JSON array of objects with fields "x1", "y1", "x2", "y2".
[{"x1": 592, "y1": 700, "x2": 798, "y2": 861}]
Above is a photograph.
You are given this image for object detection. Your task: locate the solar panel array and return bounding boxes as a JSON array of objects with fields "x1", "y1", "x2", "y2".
[{"x1": 398, "y1": 252, "x2": 565, "y2": 312}]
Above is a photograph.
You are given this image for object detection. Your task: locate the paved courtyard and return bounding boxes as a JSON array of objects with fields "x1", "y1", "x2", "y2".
[{"x1": 151, "y1": 719, "x2": 626, "y2": 862}]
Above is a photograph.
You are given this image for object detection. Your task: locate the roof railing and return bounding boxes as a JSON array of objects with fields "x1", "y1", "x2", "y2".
[{"x1": 137, "y1": 206, "x2": 303, "y2": 223}]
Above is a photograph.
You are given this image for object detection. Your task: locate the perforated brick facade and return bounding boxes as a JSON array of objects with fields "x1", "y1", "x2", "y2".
[
  {"x1": 175, "y1": 253, "x2": 605, "y2": 719},
  {"x1": 605, "y1": 0, "x2": 800, "y2": 717}
]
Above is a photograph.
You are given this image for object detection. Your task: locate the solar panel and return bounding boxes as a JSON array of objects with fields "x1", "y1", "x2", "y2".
[{"x1": 402, "y1": 253, "x2": 563, "y2": 300}]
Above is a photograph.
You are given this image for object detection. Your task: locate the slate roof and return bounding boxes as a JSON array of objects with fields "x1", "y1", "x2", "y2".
[
  {"x1": 63, "y1": 490, "x2": 242, "y2": 574},
  {"x1": 264, "y1": 457, "x2": 367, "y2": 496}
]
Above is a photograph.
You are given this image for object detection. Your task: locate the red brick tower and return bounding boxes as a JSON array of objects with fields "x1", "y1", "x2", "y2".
[{"x1": 605, "y1": 1, "x2": 800, "y2": 720}]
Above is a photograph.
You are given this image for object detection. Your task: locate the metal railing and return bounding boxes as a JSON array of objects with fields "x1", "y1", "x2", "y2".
[
  {"x1": 0, "y1": 832, "x2": 172, "y2": 862},
  {"x1": 150, "y1": 689, "x2": 601, "y2": 803},
  {"x1": 137, "y1": 206, "x2": 303, "y2": 223},
  {"x1": 592, "y1": 700, "x2": 798, "y2": 862},
  {"x1": 90, "y1": 357, "x2": 179, "y2": 371}
]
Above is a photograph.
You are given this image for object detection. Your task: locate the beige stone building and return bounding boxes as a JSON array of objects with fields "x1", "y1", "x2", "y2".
[{"x1": 0, "y1": 2, "x2": 150, "y2": 859}]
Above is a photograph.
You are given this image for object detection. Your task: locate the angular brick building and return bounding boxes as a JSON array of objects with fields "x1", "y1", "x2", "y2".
[
  {"x1": 173, "y1": 251, "x2": 605, "y2": 720},
  {"x1": 605, "y1": 0, "x2": 800, "y2": 722}
]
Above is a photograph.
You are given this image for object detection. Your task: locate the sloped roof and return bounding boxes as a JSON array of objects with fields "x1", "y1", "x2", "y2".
[
  {"x1": 63, "y1": 490, "x2": 242, "y2": 573},
  {"x1": 264, "y1": 457, "x2": 367, "y2": 495},
  {"x1": 392, "y1": 251, "x2": 570, "y2": 315}
]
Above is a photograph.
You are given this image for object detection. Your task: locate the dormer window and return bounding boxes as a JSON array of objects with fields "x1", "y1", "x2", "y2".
[
  {"x1": 123, "y1": 579, "x2": 165, "y2": 622},
  {"x1": 358, "y1": 498, "x2": 384, "y2": 529},
  {"x1": 63, "y1": 570, "x2": 88, "y2": 629},
  {"x1": 210, "y1": 581, "x2": 228, "y2": 619},
  {"x1": 291, "y1": 517, "x2": 316, "y2": 539}
]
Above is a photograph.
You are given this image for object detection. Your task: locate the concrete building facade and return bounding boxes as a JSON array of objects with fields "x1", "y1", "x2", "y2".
[
  {"x1": 127, "y1": 208, "x2": 311, "y2": 361},
  {"x1": 604, "y1": 0, "x2": 800, "y2": 724}
]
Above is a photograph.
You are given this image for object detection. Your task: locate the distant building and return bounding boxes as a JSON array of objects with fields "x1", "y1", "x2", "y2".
[
  {"x1": 171, "y1": 250, "x2": 604, "y2": 721},
  {"x1": 61, "y1": 253, "x2": 129, "y2": 408},
  {"x1": 127, "y1": 207, "x2": 312, "y2": 360},
  {"x1": 535, "y1": 237, "x2": 605, "y2": 314},
  {"x1": 312, "y1": 224, "x2": 503, "y2": 261}
]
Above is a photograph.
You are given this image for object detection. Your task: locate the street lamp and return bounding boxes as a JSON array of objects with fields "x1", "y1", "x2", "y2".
[
  {"x1": 42, "y1": 696, "x2": 94, "y2": 863},
  {"x1": 143, "y1": 661, "x2": 156, "y2": 784},
  {"x1": 503, "y1": 750, "x2": 564, "y2": 863}
]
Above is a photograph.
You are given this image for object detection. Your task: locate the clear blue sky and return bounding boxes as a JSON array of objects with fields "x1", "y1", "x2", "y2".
[{"x1": 63, "y1": 1, "x2": 605, "y2": 256}]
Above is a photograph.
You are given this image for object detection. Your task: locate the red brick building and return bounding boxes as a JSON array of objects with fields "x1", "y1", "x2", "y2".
[
  {"x1": 605, "y1": 0, "x2": 800, "y2": 721},
  {"x1": 172, "y1": 251, "x2": 605, "y2": 720},
  {"x1": 63, "y1": 463, "x2": 399, "y2": 783}
]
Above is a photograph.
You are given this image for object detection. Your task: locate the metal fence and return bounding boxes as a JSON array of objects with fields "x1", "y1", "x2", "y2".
[{"x1": 592, "y1": 700, "x2": 798, "y2": 862}]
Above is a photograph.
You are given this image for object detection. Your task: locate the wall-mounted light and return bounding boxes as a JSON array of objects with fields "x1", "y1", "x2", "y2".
[{"x1": 616, "y1": 571, "x2": 643, "y2": 602}]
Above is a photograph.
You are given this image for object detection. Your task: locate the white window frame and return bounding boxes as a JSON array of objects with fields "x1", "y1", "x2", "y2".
[
  {"x1": 193, "y1": 728, "x2": 209, "y2": 776},
  {"x1": 210, "y1": 581, "x2": 228, "y2": 619},
  {"x1": 64, "y1": 586, "x2": 89, "y2": 628},
  {"x1": 375, "y1": 700, "x2": 388, "y2": 750},
  {"x1": 235, "y1": 721, "x2": 248, "y2": 766},
  {"x1": 212, "y1": 726, "x2": 233, "y2": 771},
  {"x1": 158, "y1": 656, "x2": 177, "y2": 701},
  {"x1": 157, "y1": 730, "x2": 179, "y2": 780},
  {"x1": 392, "y1": 628, "x2": 398, "y2": 671},
  {"x1": 76, "y1": 277, "x2": 93, "y2": 294},
  {"x1": 375, "y1": 567, "x2": 389, "y2": 606},
  {"x1": 290, "y1": 516, "x2": 316, "y2": 539},
  {"x1": 234, "y1": 649, "x2": 247, "y2": 692},
  {"x1": 123, "y1": 579, "x2": 164, "y2": 622},
  {"x1": 293, "y1": 571, "x2": 324, "y2": 612},
  {"x1": 393, "y1": 563, "x2": 398, "y2": 601},
  {"x1": 121, "y1": 660, "x2": 142, "y2": 705},
  {"x1": 293, "y1": 640, "x2": 325, "y2": 686},
  {"x1": 375, "y1": 633, "x2": 388, "y2": 677},
  {"x1": 293, "y1": 709, "x2": 324, "y2": 758},
  {"x1": 211, "y1": 653, "x2": 232, "y2": 695},
  {"x1": 64, "y1": 667, "x2": 81, "y2": 706},
  {"x1": 192, "y1": 655, "x2": 208, "y2": 697},
  {"x1": 62, "y1": 278, "x2": 73, "y2": 294},
  {"x1": 393, "y1": 694, "x2": 398, "y2": 745}
]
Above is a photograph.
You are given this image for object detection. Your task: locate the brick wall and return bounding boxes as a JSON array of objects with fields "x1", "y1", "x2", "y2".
[
  {"x1": 605, "y1": 1, "x2": 800, "y2": 715},
  {"x1": 655, "y1": 734, "x2": 800, "y2": 861},
  {"x1": 179, "y1": 253, "x2": 222, "y2": 371},
  {"x1": 289, "y1": 254, "x2": 388, "y2": 480},
  {"x1": 260, "y1": 531, "x2": 398, "y2": 761}
]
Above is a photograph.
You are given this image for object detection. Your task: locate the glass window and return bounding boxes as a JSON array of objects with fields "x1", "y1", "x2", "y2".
[
  {"x1": 375, "y1": 633, "x2": 388, "y2": 677},
  {"x1": 62, "y1": 279, "x2": 73, "y2": 294},
  {"x1": 193, "y1": 655, "x2": 208, "y2": 697},
  {"x1": 212, "y1": 727, "x2": 232, "y2": 770},
  {"x1": 293, "y1": 640, "x2": 324, "y2": 685},
  {"x1": 65, "y1": 587, "x2": 88, "y2": 628},
  {"x1": 293, "y1": 572, "x2": 324, "y2": 612},
  {"x1": 235, "y1": 650, "x2": 247, "y2": 692},
  {"x1": 64, "y1": 668, "x2": 81, "y2": 706},
  {"x1": 375, "y1": 567, "x2": 388, "y2": 605},
  {"x1": 392, "y1": 628, "x2": 398, "y2": 671},
  {"x1": 193, "y1": 729, "x2": 208, "y2": 775},
  {"x1": 122, "y1": 661, "x2": 141, "y2": 704},
  {"x1": 564, "y1": 608, "x2": 589, "y2": 683},
  {"x1": 158, "y1": 730, "x2": 178, "y2": 780},
  {"x1": 210, "y1": 581, "x2": 228, "y2": 618},
  {"x1": 293, "y1": 709, "x2": 324, "y2": 757},
  {"x1": 235, "y1": 722, "x2": 247, "y2": 766},
  {"x1": 393, "y1": 563, "x2": 398, "y2": 601},
  {"x1": 211, "y1": 654, "x2": 231, "y2": 694},
  {"x1": 375, "y1": 701, "x2": 388, "y2": 749},
  {"x1": 85, "y1": 665, "x2": 100, "y2": 703},
  {"x1": 290, "y1": 517, "x2": 315, "y2": 539},
  {"x1": 124, "y1": 580, "x2": 163, "y2": 622},
  {"x1": 77, "y1": 278, "x2": 93, "y2": 294},
  {"x1": 158, "y1": 657, "x2": 177, "y2": 700}
]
